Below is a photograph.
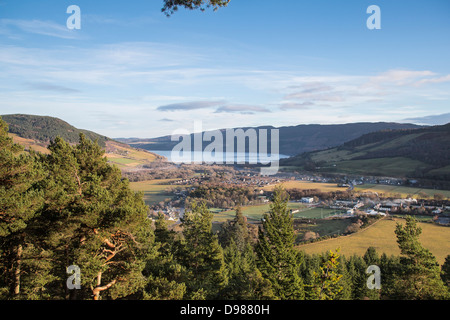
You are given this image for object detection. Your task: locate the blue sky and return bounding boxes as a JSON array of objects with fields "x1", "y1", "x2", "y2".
[{"x1": 0, "y1": 0, "x2": 449, "y2": 138}]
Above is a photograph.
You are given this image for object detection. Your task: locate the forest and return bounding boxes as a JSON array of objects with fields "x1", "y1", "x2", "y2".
[{"x1": 0, "y1": 117, "x2": 449, "y2": 300}]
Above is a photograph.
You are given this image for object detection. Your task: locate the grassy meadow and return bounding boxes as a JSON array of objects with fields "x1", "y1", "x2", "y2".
[
  {"x1": 105, "y1": 141, "x2": 161, "y2": 169},
  {"x1": 296, "y1": 217, "x2": 450, "y2": 265},
  {"x1": 354, "y1": 184, "x2": 450, "y2": 199},
  {"x1": 211, "y1": 202, "x2": 342, "y2": 223},
  {"x1": 263, "y1": 179, "x2": 450, "y2": 199},
  {"x1": 10, "y1": 133, "x2": 50, "y2": 154},
  {"x1": 129, "y1": 179, "x2": 181, "y2": 206},
  {"x1": 262, "y1": 181, "x2": 346, "y2": 192}
]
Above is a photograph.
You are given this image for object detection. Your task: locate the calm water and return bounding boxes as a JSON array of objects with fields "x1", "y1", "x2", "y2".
[{"x1": 149, "y1": 150, "x2": 290, "y2": 164}]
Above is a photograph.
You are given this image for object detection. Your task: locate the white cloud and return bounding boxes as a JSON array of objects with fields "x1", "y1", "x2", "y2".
[
  {"x1": 0, "y1": 19, "x2": 79, "y2": 39},
  {"x1": 215, "y1": 104, "x2": 271, "y2": 114},
  {"x1": 1, "y1": 42, "x2": 449, "y2": 137},
  {"x1": 414, "y1": 74, "x2": 450, "y2": 86}
]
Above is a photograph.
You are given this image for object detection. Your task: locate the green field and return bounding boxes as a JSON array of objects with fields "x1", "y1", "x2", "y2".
[
  {"x1": 130, "y1": 179, "x2": 181, "y2": 206},
  {"x1": 294, "y1": 218, "x2": 353, "y2": 243},
  {"x1": 108, "y1": 157, "x2": 139, "y2": 165},
  {"x1": 328, "y1": 157, "x2": 428, "y2": 177},
  {"x1": 212, "y1": 203, "x2": 342, "y2": 223},
  {"x1": 105, "y1": 140, "x2": 160, "y2": 169},
  {"x1": 297, "y1": 218, "x2": 450, "y2": 265}
]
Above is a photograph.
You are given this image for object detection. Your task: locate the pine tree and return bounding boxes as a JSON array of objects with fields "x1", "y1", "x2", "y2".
[
  {"x1": 335, "y1": 255, "x2": 352, "y2": 300},
  {"x1": 218, "y1": 206, "x2": 252, "y2": 251},
  {"x1": 363, "y1": 246, "x2": 380, "y2": 266},
  {"x1": 309, "y1": 249, "x2": 343, "y2": 300},
  {"x1": 300, "y1": 253, "x2": 321, "y2": 299},
  {"x1": 441, "y1": 255, "x2": 450, "y2": 290},
  {"x1": 177, "y1": 201, "x2": 227, "y2": 299},
  {"x1": 378, "y1": 253, "x2": 401, "y2": 299},
  {"x1": 0, "y1": 117, "x2": 44, "y2": 298},
  {"x1": 39, "y1": 134, "x2": 155, "y2": 300},
  {"x1": 392, "y1": 216, "x2": 448, "y2": 299},
  {"x1": 256, "y1": 186, "x2": 304, "y2": 300},
  {"x1": 143, "y1": 213, "x2": 187, "y2": 300},
  {"x1": 219, "y1": 208, "x2": 274, "y2": 300}
]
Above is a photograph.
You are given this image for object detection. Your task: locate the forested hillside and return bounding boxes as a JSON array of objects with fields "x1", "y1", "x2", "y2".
[
  {"x1": 1, "y1": 114, "x2": 109, "y2": 147},
  {"x1": 281, "y1": 123, "x2": 450, "y2": 186},
  {"x1": 118, "y1": 122, "x2": 422, "y2": 156}
]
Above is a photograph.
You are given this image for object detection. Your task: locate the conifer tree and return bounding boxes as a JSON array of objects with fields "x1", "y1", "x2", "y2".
[
  {"x1": 441, "y1": 255, "x2": 450, "y2": 290},
  {"x1": 220, "y1": 208, "x2": 274, "y2": 300},
  {"x1": 392, "y1": 216, "x2": 448, "y2": 299},
  {"x1": 218, "y1": 206, "x2": 252, "y2": 250},
  {"x1": 256, "y1": 186, "x2": 304, "y2": 300},
  {"x1": 40, "y1": 134, "x2": 155, "y2": 300},
  {"x1": 336, "y1": 255, "x2": 352, "y2": 300},
  {"x1": 378, "y1": 253, "x2": 401, "y2": 299},
  {"x1": 177, "y1": 201, "x2": 227, "y2": 299},
  {"x1": 143, "y1": 213, "x2": 186, "y2": 300},
  {"x1": 309, "y1": 249, "x2": 343, "y2": 300},
  {"x1": 0, "y1": 117, "x2": 44, "y2": 298}
]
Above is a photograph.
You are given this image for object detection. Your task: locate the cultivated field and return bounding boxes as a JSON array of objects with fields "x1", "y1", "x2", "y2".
[
  {"x1": 296, "y1": 217, "x2": 450, "y2": 265},
  {"x1": 262, "y1": 181, "x2": 347, "y2": 192},
  {"x1": 9, "y1": 133, "x2": 50, "y2": 154},
  {"x1": 264, "y1": 179, "x2": 450, "y2": 199},
  {"x1": 105, "y1": 140, "x2": 162, "y2": 169},
  {"x1": 354, "y1": 184, "x2": 450, "y2": 199},
  {"x1": 129, "y1": 179, "x2": 181, "y2": 206}
]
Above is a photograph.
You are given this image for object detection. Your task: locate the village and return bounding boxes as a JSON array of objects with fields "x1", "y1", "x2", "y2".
[{"x1": 147, "y1": 167, "x2": 450, "y2": 226}]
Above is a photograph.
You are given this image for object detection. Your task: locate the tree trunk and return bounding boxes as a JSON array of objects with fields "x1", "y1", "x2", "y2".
[
  {"x1": 13, "y1": 244, "x2": 23, "y2": 296},
  {"x1": 92, "y1": 271, "x2": 116, "y2": 300}
]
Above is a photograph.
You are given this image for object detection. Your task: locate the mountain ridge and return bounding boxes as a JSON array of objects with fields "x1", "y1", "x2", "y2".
[
  {"x1": 280, "y1": 122, "x2": 450, "y2": 187},
  {"x1": 117, "y1": 122, "x2": 424, "y2": 156}
]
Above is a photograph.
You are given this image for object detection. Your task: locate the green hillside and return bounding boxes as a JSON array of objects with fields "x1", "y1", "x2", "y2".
[
  {"x1": 1, "y1": 114, "x2": 109, "y2": 147},
  {"x1": 281, "y1": 123, "x2": 450, "y2": 184},
  {"x1": 118, "y1": 122, "x2": 421, "y2": 156},
  {"x1": 1, "y1": 114, "x2": 162, "y2": 169}
]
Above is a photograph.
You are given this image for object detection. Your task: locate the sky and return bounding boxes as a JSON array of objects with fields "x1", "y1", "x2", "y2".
[{"x1": 0, "y1": 0, "x2": 449, "y2": 138}]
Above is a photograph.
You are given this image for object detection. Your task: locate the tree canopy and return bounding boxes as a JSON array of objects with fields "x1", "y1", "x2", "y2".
[{"x1": 162, "y1": 0, "x2": 230, "y2": 16}]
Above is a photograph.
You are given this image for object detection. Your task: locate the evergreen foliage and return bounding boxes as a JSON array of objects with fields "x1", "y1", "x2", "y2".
[
  {"x1": 0, "y1": 117, "x2": 449, "y2": 300},
  {"x1": 256, "y1": 187, "x2": 305, "y2": 299},
  {"x1": 391, "y1": 216, "x2": 449, "y2": 299}
]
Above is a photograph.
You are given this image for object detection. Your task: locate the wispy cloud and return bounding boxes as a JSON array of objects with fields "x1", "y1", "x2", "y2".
[
  {"x1": 414, "y1": 74, "x2": 450, "y2": 86},
  {"x1": 157, "y1": 100, "x2": 225, "y2": 111},
  {"x1": 279, "y1": 102, "x2": 314, "y2": 110},
  {"x1": 1, "y1": 40, "x2": 449, "y2": 137},
  {"x1": 0, "y1": 19, "x2": 79, "y2": 39},
  {"x1": 284, "y1": 81, "x2": 344, "y2": 102},
  {"x1": 364, "y1": 69, "x2": 450, "y2": 88},
  {"x1": 159, "y1": 118, "x2": 175, "y2": 122},
  {"x1": 215, "y1": 104, "x2": 271, "y2": 114},
  {"x1": 24, "y1": 82, "x2": 80, "y2": 93},
  {"x1": 404, "y1": 112, "x2": 450, "y2": 125}
]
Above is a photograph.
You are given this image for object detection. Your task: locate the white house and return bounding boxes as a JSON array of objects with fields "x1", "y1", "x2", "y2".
[{"x1": 301, "y1": 197, "x2": 314, "y2": 204}]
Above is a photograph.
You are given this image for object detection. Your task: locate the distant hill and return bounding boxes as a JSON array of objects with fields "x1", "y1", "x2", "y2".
[
  {"x1": 1, "y1": 114, "x2": 163, "y2": 169},
  {"x1": 281, "y1": 123, "x2": 450, "y2": 185},
  {"x1": 1, "y1": 114, "x2": 109, "y2": 147},
  {"x1": 117, "y1": 122, "x2": 422, "y2": 156}
]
